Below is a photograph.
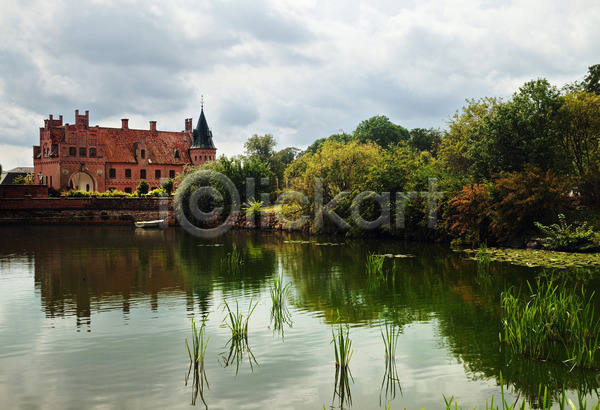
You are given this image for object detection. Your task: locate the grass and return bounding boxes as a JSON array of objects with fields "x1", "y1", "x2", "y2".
[
  {"x1": 442, "y1": 373, "x2": 600, "y2": 409},
  {"x1": 185, "y1": 315, "x2": 209, "y2": 366},
  {"x1": 270, "y1": 273, "x2": 292, "y2": 307},
  {"x1": 270, "y1": 273, "x2": 293, "y2": 337},
  {"x1": 501, "y1": 276, "x2": 600, "y2": 369},
  {"x1": 221, "y1": 299, "x2": 258, "y2": 339},
  {"x1": 331, "y1": 311, "x2": 354, "y2": 368},
  {"x1": 366, "y1": 252, "x2": 385, "y2": 276},
  {"x1": 380, "y1": 319, "x2": 402, "y2": 404},
  {"x1": 221, "y1": 244, "x2": 243, "y2": 271}
]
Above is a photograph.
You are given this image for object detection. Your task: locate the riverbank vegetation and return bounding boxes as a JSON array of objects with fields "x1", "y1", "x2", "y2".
[{"x1": 176, "y1": 65, "x2": 600, "y2": 248}]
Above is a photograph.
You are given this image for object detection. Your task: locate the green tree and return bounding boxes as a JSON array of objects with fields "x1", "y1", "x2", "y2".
[
  {"x1": 470, "y1": 79, "x2": 566, "y2": 178},
  {"x1": 353, "y1": 115, "x2": 410, "y2": 149},
  {"x1": 161, "y1": 178, "x2": 174, "y2": 195},
  {"x1": 304, "y1": 132, "x2": 352, "y2": 154},
  {"x1": 438, "y1": 97, "x2": 499, "y2": 176},
  {"x1": 271, "y1": 146, "x2": 300, "y2": 188},
  {"x1": 583, "y1": 64, "x2": 600, "y2": 95},
  {"x1": 12, "y1": 173, "x2": 34, "y2": 185},
  {"x1": 244, "y1": 134, "x2": 277, "y2": 166},
  {"x1": 408, "y1": 128, "x2": 442, "y2": 155},
  {"x1": 136, "y1": 179, "x2": 149, "y2": 195}
]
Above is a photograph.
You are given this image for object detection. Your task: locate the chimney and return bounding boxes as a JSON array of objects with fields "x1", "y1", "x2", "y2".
[
  {"x1": 121, "y1": 119, "x2": 129, "y2": 130},
  {"x1": 150, "y1": 121, "x2": 157, "y2": 132}
]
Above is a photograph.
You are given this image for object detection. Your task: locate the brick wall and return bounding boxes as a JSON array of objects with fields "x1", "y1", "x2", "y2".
[{"x1": 0, "y1": 197, "x2": 174, "y2": 225}]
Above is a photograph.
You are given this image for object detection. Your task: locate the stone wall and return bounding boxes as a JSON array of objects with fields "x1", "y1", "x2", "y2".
[{"x1": 0, "y1": 197, "x2": 174, "y2": 225}]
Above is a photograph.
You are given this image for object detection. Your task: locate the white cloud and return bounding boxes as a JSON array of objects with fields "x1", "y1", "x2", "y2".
[{"x1": 1, "y1": 0, "x2": 599, "y2": 164}]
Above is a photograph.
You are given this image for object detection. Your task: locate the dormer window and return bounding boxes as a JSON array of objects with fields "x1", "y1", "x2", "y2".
[
  {"x1": 174, "y1": 149, "x2": 180, "y2": 159},
  {"x1": 141, "y1": 149, "x2": 146, "y2": 159}
]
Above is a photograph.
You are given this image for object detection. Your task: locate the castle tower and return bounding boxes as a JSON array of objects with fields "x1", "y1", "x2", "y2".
[{"x1": 189, "y1": 101, "x2": 217, "y2": 165}]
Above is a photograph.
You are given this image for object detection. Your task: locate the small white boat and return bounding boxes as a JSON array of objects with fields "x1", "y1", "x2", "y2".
[{"x1": 134, "y1": 219, "x2": 165, "y2": 228}]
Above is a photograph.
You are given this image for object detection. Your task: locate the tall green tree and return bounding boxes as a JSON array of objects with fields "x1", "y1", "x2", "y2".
[
  {"x1": 409, "y1": 128, "x2": 442, "y2": 155},
  {"x1": 470, "y1": 79, "x2": 566, "y2": 178},
  {"x1": 438, "y1": 97, "x2": 498, "y2": 176},
  {"x1": 244, "y1": 134, "x2": 277, "y2": 166},
  {"x1": 304, "y1": 132, "x2": 352, "y2": 154},
  {"x1": 271, "y1": 146, "x2": 300, "y2": 187},
  {"x1": 353, "y1": 115, "x2": 410, "y2": 148}
]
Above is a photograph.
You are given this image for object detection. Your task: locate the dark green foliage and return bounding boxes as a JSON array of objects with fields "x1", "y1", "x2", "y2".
[
  {"x1": 535, "y1": 214, "x2": 597, "y2": 252},
  {"x1": 161, "y1": 178, "x2": 174, "y2": 195},
  {"x1": 408, "y1": 127, "x2": 442, "y2": 155},
  {"x1": 136, "y1": 179, "x2": 149, "y2": 195},
  {"x1": 353, "y1": 115, "x2": 410, "y2": 148},
  {"x1": 502, "y1": 276, "x2": 600, "y2": 370}
]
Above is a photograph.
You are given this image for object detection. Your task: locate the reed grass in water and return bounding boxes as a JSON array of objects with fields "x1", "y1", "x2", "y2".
[
  {"x1": 270, "y1": 273, "x2": 292, "y2": 307},
  {"x1": 366, "y1": 252, "x2": 385, "y2": 277},
  {"x1": 185, "y1": 315, "x2": 209, "y2": 365},
  {"x1": 222, "y1": 299, "x2": 258, "y2": 339},
  {"x1": 331, "y1": 311, "x2": 354, "y2": 368},
  {"x1": 221, "y1": 244, "x2": 243, "y2": 270},
  {"x1": 501, "y1": 276, "x2": 600, "y2": 369}
]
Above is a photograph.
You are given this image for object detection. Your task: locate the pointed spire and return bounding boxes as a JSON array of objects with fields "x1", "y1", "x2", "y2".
[{"x1": 191, "y1": 99, "x2": 216, "y2": 149}]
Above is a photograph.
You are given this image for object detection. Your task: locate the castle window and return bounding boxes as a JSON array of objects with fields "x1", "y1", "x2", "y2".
[
  {"x1": 174, "y1": 149, "x2": 180, "y2": 159},
  {"x1": 89, "y1": 148, "x2": 96, "y2": 157},
  {"x1": 125, "y1": 169, "x2": 131, "y2": 178},
  {"x1": 109, "y1": 168, "x2": 116, "y2": 179},
  {"x1": 124, "y1": 187, "x2": 132, "y2": 194},
  {"x1": 169, "y1": 170, "x2": 175, "y2": 179},
  {"x1": 141, "y1": 149, "x2": 146, "y2": 159},
  {"x1": 155, "y1": 170, "x2": 161, "y2": 179},
  {"x1": 69, "y1": 147, "x2": 76, "y2": 156},
  {"x1": 140, "y1": 169, "x2": 146, "y2": 179},
  {"x1": 79, "y1": 147, "x2": 87, "y2": 157}
]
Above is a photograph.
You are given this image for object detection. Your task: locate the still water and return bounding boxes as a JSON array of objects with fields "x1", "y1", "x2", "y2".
[{"x1": 0, "y1": 225, "x2": 599, "y2": 409}]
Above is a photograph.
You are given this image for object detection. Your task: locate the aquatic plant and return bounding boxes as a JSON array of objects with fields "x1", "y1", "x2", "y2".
[
  {"x1": 534, "y1": 213, "x2": 597, "y2": 252},
  {"x1": 501, "y1": 276, "x2": 600, "y2": 369},
  {"x1": 331, "y1": 311, "x2": 353, "y2": 368},
  {"x1": 221, "y1": 245, "x2": 244, "y2": 270},
  {"x1": 270, "y1": 273, "x2": 293, "y2": 336},
  {"x1": 381, "y1": 320, "x2": 400, "y2": 359},
  {"x1": 442, "y1": 373, "x2": 600, "y2": 409},
  {"x1": 270, "y1": 273, "x2": 292, "y2": 308},
  {"x1": 244, "y1": 199, "x2": 263, "y2": 220},
  {"x1": 185, "y1": 360, "x2": 209, "y2": 408},
  {"x1": 185, "y1": 315, "x2": 209, "y2": 366},
  {"x1": 220, "y1": 332, "x2": 258, "y2": 374},
  {"x1": 332, "y1": 364, "x2": 353, "y2": 408},
  {"x1": 366, "y1": 252, "x2": 385, "y2": 276},
  {"x1": 221, "y1": 299, "x2": 258, "y2": 339}
]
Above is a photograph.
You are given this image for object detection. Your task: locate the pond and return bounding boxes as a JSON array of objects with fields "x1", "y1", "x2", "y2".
[{"x1": 0, "y1": 225, "x2": 599, "y2": 409}]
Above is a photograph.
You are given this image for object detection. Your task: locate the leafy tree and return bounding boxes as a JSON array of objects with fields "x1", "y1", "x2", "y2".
[
  {"x1": 304, "y1": 132, "x2": 352, "y2": 154},
  {"x1": 244, "y1": 134, "x2": 277, "y2": 166},
  {"x1": 438, "y1": 97, "x2": 498, "y2": 176},
  {"x1": 353, "y1": 115, "x2": 410, "y2": 149},
  {"x1": 271, "y1": 146, "x2": 300, "y2": 188},
  {"x1": 12, "y1": 173, "x2": 34, "y2": 185},
  {"x1": 161, "y1": 178, "x2": 174, "y2": 195},
  {"x1": 447, "y1": 182, "x2": 493, "y2": 246},
  {"x1": 489, "y1": 166, "x2": 569, "y2": 243},
  {"x1": 583, "y1": 64, "x2": 600, "y2": 95},
  {"x1": 557, "y1": 92, "x2": 600, "y2": 176},
  {"x1": 408, "y1": 128, "x2": 442, "y2": 155},
  {"x1": 470, "y1": 79, "x2": 566, "y2": 178},
  {"x1": 136, "y1": 179, "x2": 149, "y2": 195},
  {"x1": 286, "y1": 140, "x2": 381, "y2": 200}
]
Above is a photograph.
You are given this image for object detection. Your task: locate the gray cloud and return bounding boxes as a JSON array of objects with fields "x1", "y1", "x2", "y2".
[{"x1": 1, "y1": 0, "x2": 599, "y2": 171}]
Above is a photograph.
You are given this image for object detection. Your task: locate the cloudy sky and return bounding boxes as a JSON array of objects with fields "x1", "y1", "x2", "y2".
[{"x1": 1, "y1": 0, "x2": 599, "y2": 171}]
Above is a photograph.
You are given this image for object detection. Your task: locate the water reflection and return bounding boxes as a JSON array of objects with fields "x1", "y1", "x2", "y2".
[
  {"x1": 1, "y1": 226, "x2": 600, "y2": 407},
  {"x1": 332, "y1": 366, "x2": 353, "y2": 409},
  {"x1": 185, "y1": 362, "x2": 209, "y2": 408}
]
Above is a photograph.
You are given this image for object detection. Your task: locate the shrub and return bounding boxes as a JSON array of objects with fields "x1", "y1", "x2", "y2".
[
  {"x1": 161, "y1": 178, "x2": 174, "y2": 195},
  {"x1": 148, "y1": 187, "x2": 168, "y2": 197},
  {"x1": 489, "y1": 166, "x2": 570, "y2": 244},
  {"x1": 447, "y1": 182, "x2": 493, "y2": 246},
  {"x1": 136, "y1": 179, "x2": 149, "y2": 195},
  {"x1": 534, "y1": 214, "x2": 597, "y2": 252}
]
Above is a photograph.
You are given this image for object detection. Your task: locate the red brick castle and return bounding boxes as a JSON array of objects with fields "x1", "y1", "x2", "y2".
[{"x1": 33, "y1": 107, "x2": 216, "y2": 193}]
